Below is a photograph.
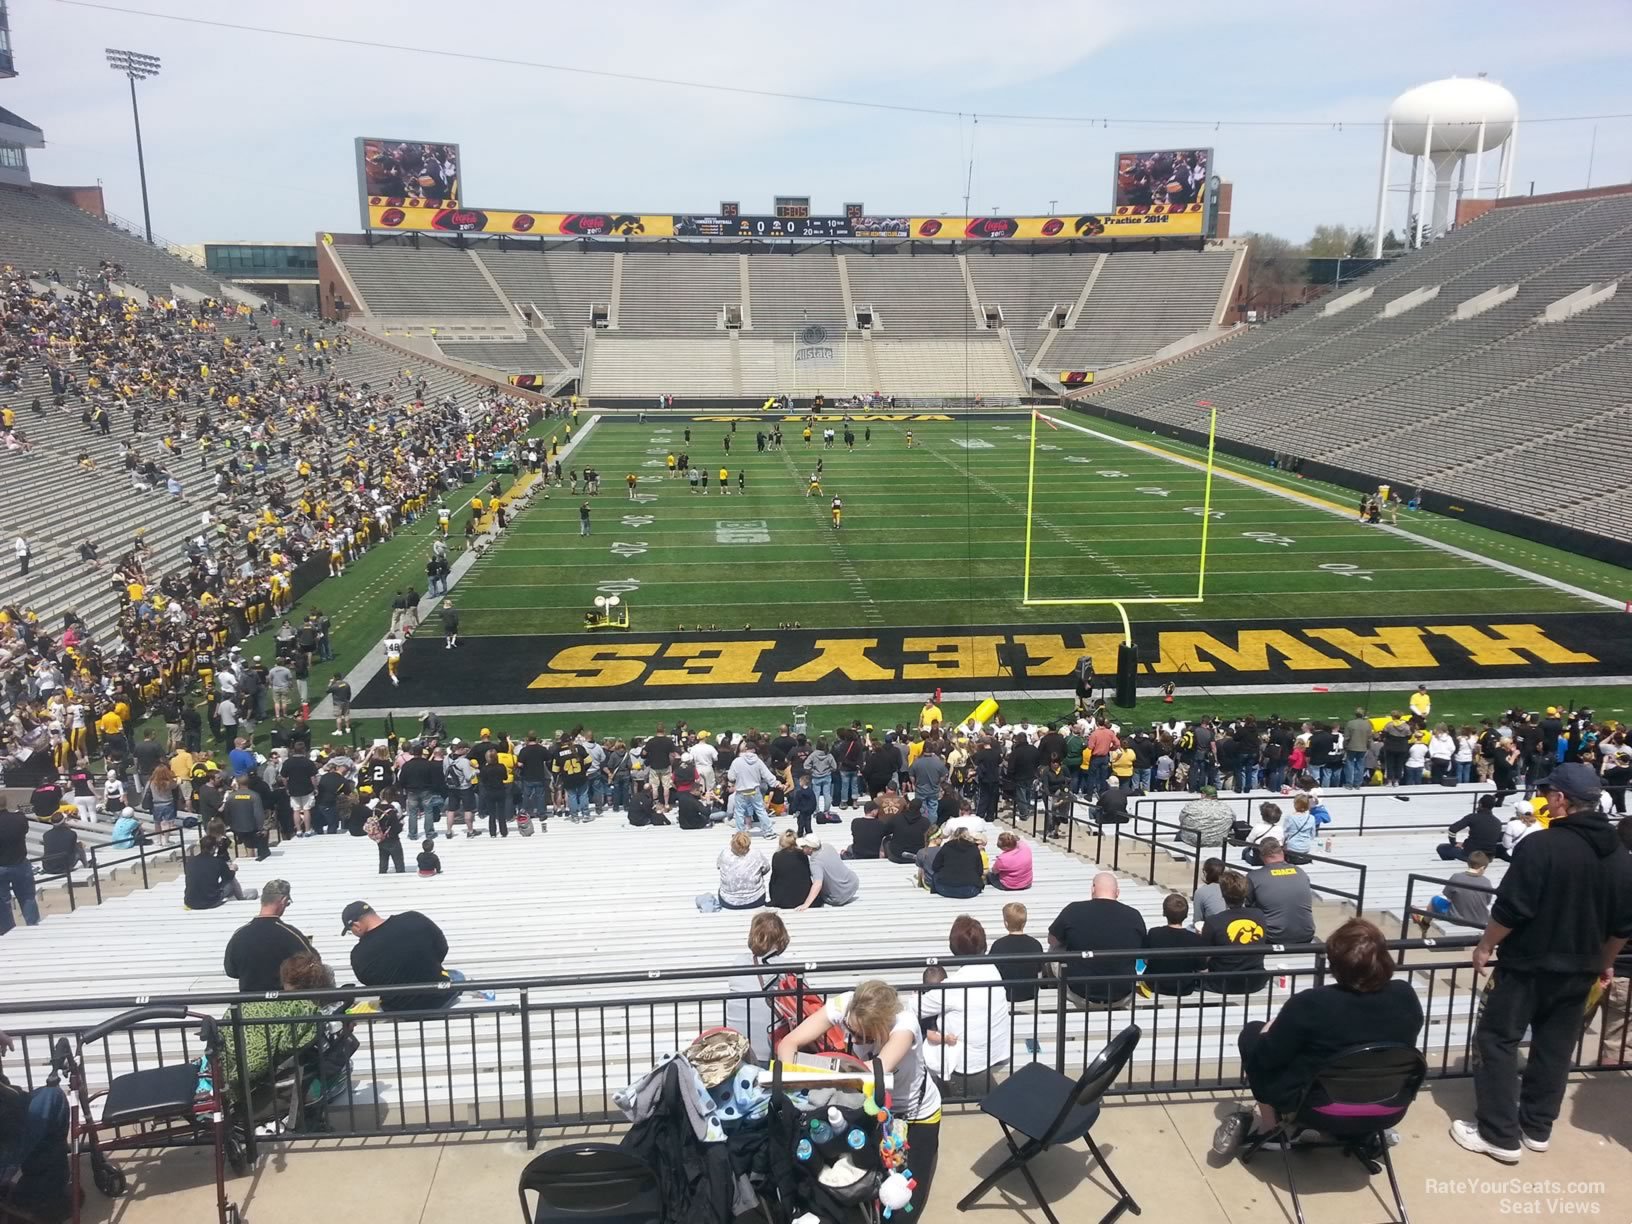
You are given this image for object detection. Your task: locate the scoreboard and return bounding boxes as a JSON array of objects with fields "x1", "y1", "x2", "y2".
[
  {"x1": 774, "y1": 195, "x2": 812, "y2": 219},
  {"x1": 673, "y1": 213, "x2": 889, "y2": 239}
]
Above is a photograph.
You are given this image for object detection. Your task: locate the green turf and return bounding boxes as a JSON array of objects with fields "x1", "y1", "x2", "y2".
[{"x1": 450, "y1": 415, "x2": 1625, "y2": 638}]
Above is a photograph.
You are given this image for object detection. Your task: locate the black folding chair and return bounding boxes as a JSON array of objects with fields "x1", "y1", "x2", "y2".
[
  {"x1": 957, "y1": 1023, "x2": 1142, "y2": 1224},
  {"x1": 516, "y1": 1144, "x2": 661, "y2": 1224},
  {"x1": 1239, "y1": 1043, "x2": 1427, "y2": 1224}
]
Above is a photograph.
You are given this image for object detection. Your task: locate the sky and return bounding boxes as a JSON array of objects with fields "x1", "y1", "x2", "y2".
[{"x1": 10, "y1": 0, "x2": 1632, "y2": 246}]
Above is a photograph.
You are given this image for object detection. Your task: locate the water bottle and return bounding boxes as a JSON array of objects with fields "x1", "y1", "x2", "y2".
[{"x1": 1324, "y1": 835, "x2": 1334, "y2": 854}]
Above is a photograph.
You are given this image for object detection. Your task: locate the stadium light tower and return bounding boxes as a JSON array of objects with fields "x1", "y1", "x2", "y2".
[{"x1": 106, "y1": 47, "x2": 160, "y2": 244}]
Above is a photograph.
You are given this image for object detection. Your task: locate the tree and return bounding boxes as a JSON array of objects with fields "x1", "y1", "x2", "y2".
[
  {"x1": 1347, "y1": 231, "x2": 1372, "y2": 259},
  {"x1": 1307, "y1": 224, "x2": 1359, "y2": 258},
  {"x1": 1240, "y1": 232, "x2": 1308, "y2": 309},
  {"x1": 1382, "y1": 229, "x2": 1406, "y2": 252}
]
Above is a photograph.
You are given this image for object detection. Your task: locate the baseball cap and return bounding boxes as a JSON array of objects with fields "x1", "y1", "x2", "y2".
[
  {"x1": 1542, "y1": 762, "x2": 1602, "y2": 805},
  {"x1": 450, "y1": 737, "x2": 463, "y2": 746},
  {"x1": 797, "y1": 833, "x2": 822, "y2": 851},
  {"x1": 259, "y1": 879, "x2": 292, "y2": 905},
  {"x1": 480, "y1": 727, "x2": 492, "y2": 738},
  {"x1": 340, "y1": 901, "x2": 374, "y2": 934}
]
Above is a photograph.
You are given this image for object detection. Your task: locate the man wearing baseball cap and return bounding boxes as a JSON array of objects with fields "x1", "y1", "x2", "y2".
[
  {"x1": 1453, "y1": 762, "x2": 1632, "y2": 1164},
  {"x1": 341, "y1": 901, "x2": 456, "y2": 1012}
]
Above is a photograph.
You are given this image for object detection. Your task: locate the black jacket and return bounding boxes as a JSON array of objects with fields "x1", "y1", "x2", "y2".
[
  {"x1": 1491, "y1": 808, "x2": 1632, "y2": 975},
  {"x1": 620, "y1": 1062, "x2": 734, "y2": 1224}
]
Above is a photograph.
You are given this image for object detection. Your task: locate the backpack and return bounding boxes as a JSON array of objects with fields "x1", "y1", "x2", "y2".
[
  {"x1": 767, "y1": 971, "x2": 849, "y2": 1056},
  {"x1": 363, "y1": 813, "x2": 386, "y2": 843}
]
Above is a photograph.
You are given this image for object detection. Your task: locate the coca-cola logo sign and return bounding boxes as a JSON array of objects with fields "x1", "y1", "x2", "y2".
[
  {"x1": 964, "y1": 216, "x2": 1019, "y2": 239},
  {"x1": 432, "y1": 208, "x2": 489, "y2": 233}
]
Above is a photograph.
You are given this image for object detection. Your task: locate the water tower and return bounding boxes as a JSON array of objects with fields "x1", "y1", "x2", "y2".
[{"x1": 1372, "y1": 76, "x2": 1518, "y2": 256}]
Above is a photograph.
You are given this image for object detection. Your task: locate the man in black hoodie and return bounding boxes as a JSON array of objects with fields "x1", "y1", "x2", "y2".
[{"x1": 1452, "y1": 763, "x2": 1632, "y2": 1164}]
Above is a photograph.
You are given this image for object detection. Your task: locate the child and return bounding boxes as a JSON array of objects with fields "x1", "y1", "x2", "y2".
[
  {"x1": 919, "y1": 964, "x2": 947, "y2": 1036},
  {"x1": 789, "y1": 772, "x2": 818, "y2": 837},
  {"x1": 989, "y1": 902, "x2": 1045, "y2": 1003},
  {"x1": 1438, "y1": 849, "x2": 1494, "y2": 928},
  {"x1": 417, "y1": 838, "x2": 442, "y2": 877},
  {"x1": 1153, "y1": 751, "x2": 1175, "y2": 792}
]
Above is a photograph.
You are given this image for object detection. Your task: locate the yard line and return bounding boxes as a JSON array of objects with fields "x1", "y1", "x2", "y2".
[{"x1": 1036, "y1": 411, "x2": 1622, "y2": 612}]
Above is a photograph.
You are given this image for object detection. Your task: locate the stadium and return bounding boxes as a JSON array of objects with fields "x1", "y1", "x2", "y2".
[{"x1": 1, "y1": 6, "x2": 1630, "y2": 1224}]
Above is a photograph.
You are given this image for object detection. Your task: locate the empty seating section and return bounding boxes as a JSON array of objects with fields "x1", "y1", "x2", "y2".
[
  {"x1": 1047, "y1": 249, "x2": 1236, "y2": 370},
  {"x1": 587, "y1": 335, "x2": 769, "y2": 398},
  {"x1": 617, "y1": 250, "x2": 739, "y2": 333},
  {"x1": 963, "y1": 250, "x2": 1100, "y2": 363},
  {"x1": 0, "y1": 185, "x2": 225, "y2": 300},
  {"x1": 335, "y1": 245, "x2": 509, "y2": 318},
  {"x1": 475, "y1": 248, "x2": 614, "y2": 363},
  {"x1": 1089, "y1": 192, "x2": 1632, "y2": 539},
  {"x1": 436, "y1": 335, "x2": 564, "y2": 375},
  {"x1": 328, "y1": 242, "x2": 1241, "y2": 390},
  {"x1": 843, "y1": 252, "x2": 973, "y2": 336},
  {"x1": 744, "y1": 251, "x2": 847, "y2": 336},
  {"x1": 869, "y1": 336, "x2": 1025, "y2": 398}
]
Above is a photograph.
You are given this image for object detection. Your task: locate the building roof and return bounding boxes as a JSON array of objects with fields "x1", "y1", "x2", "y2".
[{"x1": 0, "y1": 104, "x2": 44, "y2": 138}]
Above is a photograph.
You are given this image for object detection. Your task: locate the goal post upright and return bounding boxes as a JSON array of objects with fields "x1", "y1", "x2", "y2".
[
  {"x1": 1023, "y1": 408, "x2": 1039, "y2": 604},
  {"x1": 1196, "y1": 404, "x2": 1218, "y2": 600},
  {"x1": 1022, "y1": 405, "x2": 1217, "y2": 632}
]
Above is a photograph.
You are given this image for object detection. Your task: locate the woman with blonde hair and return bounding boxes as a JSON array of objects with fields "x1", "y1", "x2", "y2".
[
  {"x1": 716, "y1": 829, "x2": 769, "y2": 909},
  {"x1": 777, "y1": 979, "x2": 943, "y2": 1212}
]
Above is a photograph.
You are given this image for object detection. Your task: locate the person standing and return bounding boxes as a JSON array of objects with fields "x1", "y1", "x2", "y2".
[
  {"x1": 1342, "y1": 708, "x2": 1373, "y2": 788},
  {"x1": 0, "y1": 802, "x2": 42, "y2": 935},
  {"x1": 579, "y1": 501, "x2": 591, "y2": 537},
  {"x1": 13, "y1": 535, "x2": 29, "y2": 577},
  {"x1": 440, "y1": 599, "x2": 459, "y2": 650},
  {"x1": 1452, "y1": 763, "x2": 1632, "y2": 1163}
]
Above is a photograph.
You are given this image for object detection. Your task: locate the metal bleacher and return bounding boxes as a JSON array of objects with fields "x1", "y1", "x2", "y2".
[
  {"x1": 1088, "y1": 189, "x2": 1632, "y2": 541},
  {"x1": 0, "y1": 785, "x2": 1497, "y2": 1123}
]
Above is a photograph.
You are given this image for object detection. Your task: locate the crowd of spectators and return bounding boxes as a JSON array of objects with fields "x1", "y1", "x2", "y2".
[{"x1": 0, "y1": 262, "x2": 547, "y2": 800}]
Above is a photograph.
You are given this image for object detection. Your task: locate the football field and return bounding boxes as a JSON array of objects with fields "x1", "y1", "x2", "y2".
[
  {"x1": 453, "y1": 412, "x2": 1609, "y2": 634},
  {"x1": 358, "y1": 410, "x2": 1631, "y2": 716}
]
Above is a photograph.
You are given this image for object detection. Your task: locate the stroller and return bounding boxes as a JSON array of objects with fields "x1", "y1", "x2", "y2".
[{"x1": 53, "y1": 1005, "x2": 244, "y2": 1224}]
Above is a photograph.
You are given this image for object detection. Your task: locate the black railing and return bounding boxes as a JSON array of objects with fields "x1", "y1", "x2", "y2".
[
  {"x1": 1126, "y1": 784, "x2": 1492, "y2": 837},
  {"x1": 20, "y1": 818, "x2": 200, "y2": 911},
  {"x1": 3, "y1": 937, "x2": 1622, "y2": 1154}
]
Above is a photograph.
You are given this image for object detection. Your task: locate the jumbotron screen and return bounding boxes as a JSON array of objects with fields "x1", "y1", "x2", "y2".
[
  {"x1": 357, "y1": 138, "x2": 461, "y2": 205},
  {"x1": 1113, "y1": 148, "x2": 1211, "y2": 209}
]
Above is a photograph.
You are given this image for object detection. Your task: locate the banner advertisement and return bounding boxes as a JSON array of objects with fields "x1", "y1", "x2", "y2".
[
  {"x1": 364, "y1": 203, "x2": 1206, "y2": 240},
  {"x1": 1059, "y1": 371, "x2": 1097, "y2": 387}
]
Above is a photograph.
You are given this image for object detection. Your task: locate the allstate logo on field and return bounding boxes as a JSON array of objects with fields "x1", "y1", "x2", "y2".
[{"x1": 798, "y1": 324, "x2": 829, "y2": 346}]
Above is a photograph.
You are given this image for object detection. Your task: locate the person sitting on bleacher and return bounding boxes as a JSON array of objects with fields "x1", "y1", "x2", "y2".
[
  {"x1": 1239, "y1": 802, "x2": 1283, "y2": 866},
  {"x1": 342, "y1": 901, "x2": 460, "y2": 1012},
  {"x1": 843, "y1": 800, "x2": 890, "y2": 860},
  {"x1": 1246, "y1": 839, "x2": 1316, "y2": 945},
  {"x1": 183, "y1": 834, "x2": 244, "y2": 911},
  {"x1": 1439, "y1": 793, "x2": 1505, "y2": 862},
  {"x1": 39, "y1": 812, "x2": 88, "y2": 878},
  {"x1": 1048, "y1": 872, "x2": 1146, "y2": 1007},
  {"x1": 1212, "y1": 918, "x2": 1423, "y2": 1157},
  {"x1": 1198, "y1": 871, "x2": 1270, "y2": 996},
  {"x1": 1141, "y1": 894, "x2": 1206, "y2": 998},
  {"x1": 1178, "y1": 785, "x2": 1234, "y2": 849}
]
